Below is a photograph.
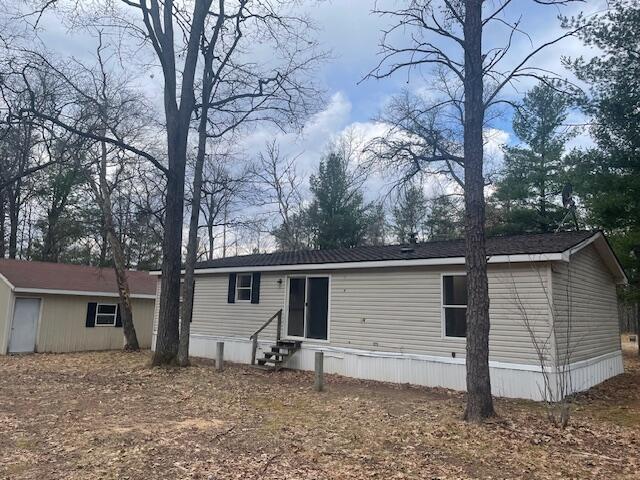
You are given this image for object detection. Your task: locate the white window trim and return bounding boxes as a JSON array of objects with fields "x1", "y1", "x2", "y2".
[
  {"x1": 235, "y1": 273, "x2": 253, "y2": 303},
  {"x1": 95, "y1": 303, "x2": 118, "y2": 327},
  {"x1": 441, "y1": 272, "x2": 467, "y2": 340}
]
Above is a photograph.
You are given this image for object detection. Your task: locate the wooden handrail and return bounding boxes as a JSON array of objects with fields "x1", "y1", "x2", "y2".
[
  {"x1": 250, "y1": 309, "x2": 282, "y2": 339},
  {"x1": 250, "y1": 309, "x2": 282, "y2": 365}
]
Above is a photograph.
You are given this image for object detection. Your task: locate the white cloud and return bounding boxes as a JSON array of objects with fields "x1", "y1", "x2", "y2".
[
  {"x1": 484, "y1": 128, "x2": 510, "y2": 168},
  {"x1": 236, "y1": 91, "x2": 354, "y2": 179}
]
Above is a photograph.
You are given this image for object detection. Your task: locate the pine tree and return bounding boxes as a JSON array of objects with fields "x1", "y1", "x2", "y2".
[
  {"x1": 364, "y1": 202, "x2": 387, "y2": 246},
  {"x1": 492, "y1": 83, "x2": 573, "y2": 233},
  {"x1": 307, "y1": 152, "x2": 367, "y2": 249},
  {"x1": 564, "y1": 0, "x2": 640, "y2": 347},
  {"x1": 425, "y1": 195, "x2": 463, "y2": 241},
  {"x1": 392, "y1": 183, "x2": 428, "y2": 243}
]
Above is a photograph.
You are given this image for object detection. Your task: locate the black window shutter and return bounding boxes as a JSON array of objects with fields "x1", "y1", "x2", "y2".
[
  {"x1": 251, "y1": 272, "x2": 261, "y2": 304},
  {"x1": 227, "y1": 273, "x2": 237, "y2": 303},
  {"x1": 86, "y1": 302, "x2": 97, "y2": 328},
  {"x1": 115, "y1": 304, "x2": 123, "y2": 327}
]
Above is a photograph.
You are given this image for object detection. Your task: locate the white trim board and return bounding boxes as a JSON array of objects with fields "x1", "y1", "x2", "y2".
[
  {"x1": 0, "y1": 272, "x2": 15, "y2": 290},
  {"x1": 148, "y1": 232, "x2": 627, "y2": 284},
  {"x1": 175, "y1": 334, "x2": 624, "y2": 400},
  {"x1": 150, "y1": 253, "x2": 565, "y2": 276},
  {"x1": 12, "y1": 287, "x2": 156, "y2": 299},
  {"x1": 1, "y1": 290, "x2": 15, "y2": 354},
  {"x1": 187, "y1": 333, "x2": 622, "y2": 374}
]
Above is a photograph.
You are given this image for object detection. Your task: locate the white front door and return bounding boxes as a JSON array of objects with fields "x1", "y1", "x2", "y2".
[{"x1": 9, "y1": 298, "x2": 41, "y2": 353}]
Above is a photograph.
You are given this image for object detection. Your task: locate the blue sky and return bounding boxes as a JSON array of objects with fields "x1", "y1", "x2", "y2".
[
  {"x1": 23, "y1": 0, "x2": 609, "y2": 253},
  {"x1": 304, "y1": 0, "x2": 604, "y2": 133},
  {"x1": 33, "y1": 0, "x2": 606, "y2": 186},
  {"x1": 233, "y1": 0, "x2": 607, "y2": 193}
]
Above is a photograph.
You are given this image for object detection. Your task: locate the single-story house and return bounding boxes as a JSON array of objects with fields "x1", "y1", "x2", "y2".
[
  {"x1": 0, "y1": 259, "x2": 156, "y2": 354},
  {"x1": 151, "y1": 230, "x2": 626, "y2": 400}
]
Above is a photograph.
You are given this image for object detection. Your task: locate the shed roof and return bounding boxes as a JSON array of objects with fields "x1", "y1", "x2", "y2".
[
  {"x1": 0, "y1": 259, "x2": 156, "y2": 298},
  {"x1": 194, "y1": 230, "x2": 596, "y2": 269}
]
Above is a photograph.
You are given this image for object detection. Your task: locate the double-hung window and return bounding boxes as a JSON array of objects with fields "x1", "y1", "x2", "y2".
[
  {"x1": 95, "y1": 303, "x2": 118, "y2": 326},
  {"x1": 442, "y1": 274, "x2": 467, "y2": 338},
  {"x1": 235, "y1": 273, "x2": 253, "y2": 302}
]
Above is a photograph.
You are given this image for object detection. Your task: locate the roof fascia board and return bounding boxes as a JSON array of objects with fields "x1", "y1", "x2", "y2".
[
  {"x1": 567, "y1": 231, "x2": 601, "y2": 256},
  {"x1": 12, "y1": 287, "x2": 156, "y2": 299},
  {"x1": 0, "y1": 272, "x2": 15, "y2": 291},
  {"x1": 150, "y1": 252, "x2": 564, "y2": 276},
  {"x1": 562, "y1": 231, "x2": 628, "y2": 284}
]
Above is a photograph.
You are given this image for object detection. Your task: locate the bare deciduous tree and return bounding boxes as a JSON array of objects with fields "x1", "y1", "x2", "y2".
[
  {"x1": 177, "y1": 0, "x2": 323, "y2": 365},
  {"x1": 0, "y1": 25, "x2": 159, "y2": 350},
  {"x1": 507, "y1": 262, "x2": 582, "y2": 428},
  {"x1": 253, "y1": 140, "x2": 308, "y2": 251},
  {"x1": 366, "y1": 0, "x2": 582, "y2": 421}
]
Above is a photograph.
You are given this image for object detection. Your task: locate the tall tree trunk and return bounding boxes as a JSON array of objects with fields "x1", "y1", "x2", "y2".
[
  {"x1": 97, "y1": 139, "x2": 140, "y2": 351},
  {"x1": 99, "y1": 214, "x2": 108, "y2": 267},
  {"x1": 24, "y1": 204, "x2": 33, "y2": 260},
  {"x1": 8, "y1": 185, "x2": 20, "y2": 259},
  {"x1": 42, "y1": 210, "x2": 59, "y2": 261},
  {"x1": 8, "y1": 120, "x2": 33, "y2": 260},
  {"x1": 222, "y1": 204, "x2": 228, "y2": 258},
  {"x1": 178, "y1": 28, "x2": 219, "y2": 365},
  {"x1": 539, "y1": 155, "x2": 547, "y2": 232},
  {"x1": 151, "y1": 0, "x2": 210, "y2": 366},
  {"x1": 208, "y1": 222, "x2": 214, "y2": 261},
  {"x1": 0, "y1": 189, "x2": 5, "y2": 258},
  {"x1": 153, "y1": 122, "x2": 189, "y2": 366},
  {"x1": 177, "y1": 114, "x2": 208, "y2": 366},
  {"x1": 636, "y1": 300, "x2": 639, "y2": 357},
  {"x1": 463, "y1": 0, "x2": 495, "y2": 422}
]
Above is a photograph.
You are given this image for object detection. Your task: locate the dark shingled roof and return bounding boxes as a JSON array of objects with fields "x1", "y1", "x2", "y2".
[
  {"x1": 195, "y1": 230, "x2": 597, "y2": 270},
  {"x1": 0, "y1": 259, "x2": 156, "y2": 296}
]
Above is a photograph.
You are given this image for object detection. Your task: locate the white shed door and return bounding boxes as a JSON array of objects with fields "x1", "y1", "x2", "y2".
[{"x1": 9, "y1": 298, "x2": 41, "y2": 353}]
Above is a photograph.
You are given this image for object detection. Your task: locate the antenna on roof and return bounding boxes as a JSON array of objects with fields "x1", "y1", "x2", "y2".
[{"x1": 556, "y1": 183, "x2": 579, "y2": 232}]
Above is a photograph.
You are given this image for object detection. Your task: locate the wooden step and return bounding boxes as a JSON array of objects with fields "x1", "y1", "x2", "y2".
[
  {"x1": 264, "y1": 351, "x2": 290, "y2": 358},
  {"x1": 276, "y1": 340, "x2": 301, "y2": 348},
  {"x1": 261, "y1": 357, "x2": 285, "y2": 364},
  {"x1": 253, "y1": 339, "x2": 301, "y2": 372}
]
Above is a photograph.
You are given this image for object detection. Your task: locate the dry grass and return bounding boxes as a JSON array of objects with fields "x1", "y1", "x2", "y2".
[{"x1": 0, "y1": 338, "x2": 638, "y2": 479}]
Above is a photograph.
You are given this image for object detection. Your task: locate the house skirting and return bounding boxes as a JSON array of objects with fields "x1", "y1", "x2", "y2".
[{"x1": 152, "y1": 333, "x2": 624, "y2": 401}]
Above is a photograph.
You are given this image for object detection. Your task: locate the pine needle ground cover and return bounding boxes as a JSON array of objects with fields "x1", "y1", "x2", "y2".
[{"x1": 1, "y1": 339, "x2": 638, "y2": 479}]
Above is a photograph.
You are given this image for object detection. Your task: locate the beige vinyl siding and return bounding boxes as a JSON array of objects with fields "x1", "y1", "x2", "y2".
[
  {"x1": 190, "y1": 273, "x2": 284, "y2": 339},
  {"x1": 34, "y1": 294, "x2": 155, "y2": 352},
  {"x1": 184, "y1": 263, "x2": 552, "y2": 365},
  {"x1": 552, "y1": 244, "x2": 620, "y2": 364},
  {"x1": 132, "y1": 298, "x2": 155, "y2": 348},
  {"x1": 0, "y1": 279, "x2": 12, "y2": 354},
  {"x1": 329, "y1": 263, "x2": 551, "y2": 364}
]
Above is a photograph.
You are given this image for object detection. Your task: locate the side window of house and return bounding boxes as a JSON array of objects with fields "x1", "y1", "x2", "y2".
[
  {"x1": 95, "y1": 303, "x2": 118, "y2": 326},
  {"x1": 236, "y1": 273, "x2": 253, "y2": 302},
  {"x1": 442, "y1": 275, "x2": 467, "y2": 338},
  {"x1": 228, "y1": 272, "x2": 261, "y2": 304}
]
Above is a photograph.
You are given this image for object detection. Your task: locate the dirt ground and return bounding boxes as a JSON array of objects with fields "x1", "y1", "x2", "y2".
[{"x1": 1, "y1": 339, "x2": 638, "y2": 480}]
